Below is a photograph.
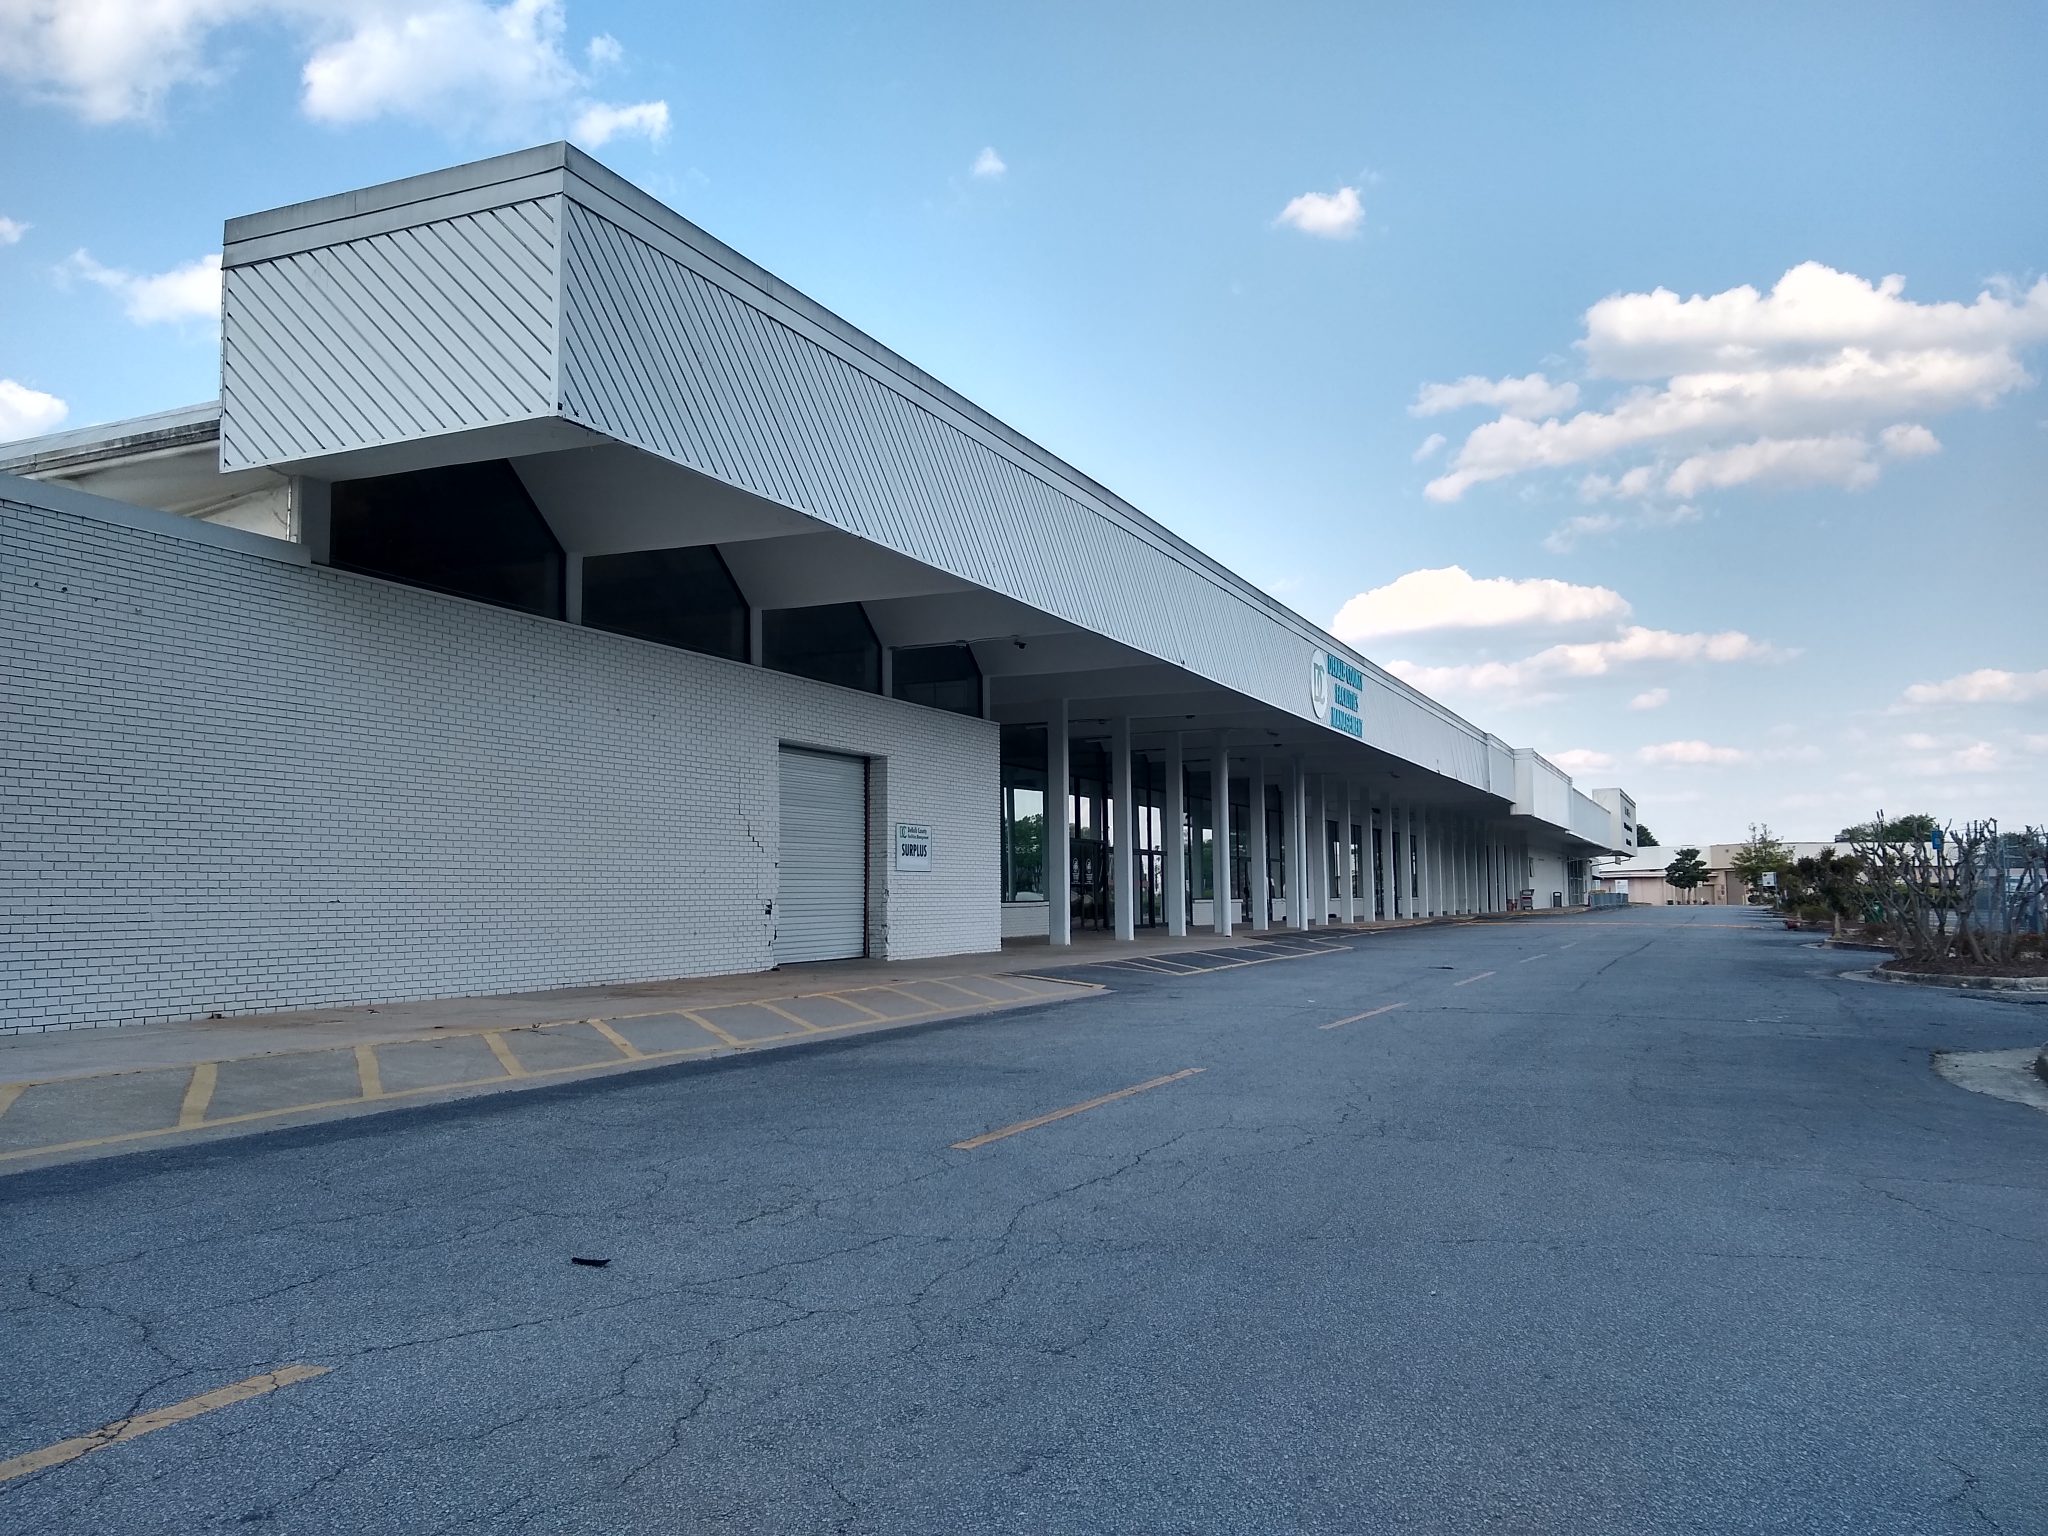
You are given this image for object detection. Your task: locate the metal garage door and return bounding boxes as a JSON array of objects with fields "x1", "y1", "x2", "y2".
[{"x1": 776, "y1": 748, "x2": 867, "y2": 964}]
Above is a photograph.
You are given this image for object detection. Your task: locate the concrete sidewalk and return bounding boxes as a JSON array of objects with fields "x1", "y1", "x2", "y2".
[{"x1": 0, "y1": 925, "x2": 1382, "y2": 1173}]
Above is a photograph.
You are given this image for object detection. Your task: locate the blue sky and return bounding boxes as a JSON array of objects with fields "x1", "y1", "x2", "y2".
[{"x1": 2, "y1": 1, "x2": 2043, "y2": 846}]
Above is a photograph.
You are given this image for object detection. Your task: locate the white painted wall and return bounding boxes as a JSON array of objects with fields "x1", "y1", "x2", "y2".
[{"x1": 1, "y1": 492, "x2": 998, "y2": 1034}]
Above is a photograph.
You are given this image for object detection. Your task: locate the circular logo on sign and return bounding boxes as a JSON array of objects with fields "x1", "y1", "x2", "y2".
[{"x1": 1308, "y1": 651, "x2": 1330, "y2": 720}]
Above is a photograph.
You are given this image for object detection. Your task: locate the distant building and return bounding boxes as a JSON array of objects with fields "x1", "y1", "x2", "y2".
[{"x1": 1596, "y1": 844, "x2": 1849, "y2": 906}]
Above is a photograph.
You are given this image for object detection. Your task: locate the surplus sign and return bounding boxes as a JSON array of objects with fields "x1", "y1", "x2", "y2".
[{"x1": 894, "y1": 822, "x2": 933, "y2": 871}]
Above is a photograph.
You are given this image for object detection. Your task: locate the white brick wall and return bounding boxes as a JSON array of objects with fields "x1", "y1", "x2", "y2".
[{"x1": 1, "y1": 492, "x2": 999, "y2": 1034}]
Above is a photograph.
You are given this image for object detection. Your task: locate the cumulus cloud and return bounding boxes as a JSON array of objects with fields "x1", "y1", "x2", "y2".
[
  {"x1": 0, "y1": 0, "x2": 668, "y2": 144},
  {"x1": 1385, "y1": 625, "x2": 1781, "y2": 697},
  {"x1": 970, "y1": 146, "x2": 1006, "y2": 180},
  {"x1": 0, "y1": 216, "x2": 26, "y2": 245},
  {"x1": 0, "y1": 379, "x2": 68, "y2": 441},
  {"x1": 62, "y1": 249, "x2": 222, "y2": 325},
  {"x1": 1419, "y1": 261, "x2": 2048, "y2": 508},
  {"x1": 1412, "y1": 432, "x2": 1446, "y2": 463},
  {"x1": 1275, "y1": 185, "x2": 1363, "y2": 239},
  {"x1": 1331, "y1": 566, "x2": 1629, "y2": 643},
  {"x1": 1638, "y1": 740, "x2": 1749, "y2": 766},
  {"x1": 1412, "y1": 372, "x2": 1579, "y2": 420},
  {"x1": 570, "y1": 99, "x2": 667, "y2": 147},
  {"x1": 1898, "y1": 667, "x2": 2048, "y2": 707},
  {"x1": 1541, "y1": 512, "x2": 1624, "y2": 554},
  {"x1": 1629, "y1": 687, "x2": 1670, "y2": 710},
  {"x1": 1903, "y1": 741, "x2": 2003, "y2": 776},
  {"x1": 1547, "y1": 748, "x2": 1614, "y2": 773}
]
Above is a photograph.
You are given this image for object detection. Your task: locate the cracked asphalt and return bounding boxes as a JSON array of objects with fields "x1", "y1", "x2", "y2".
[{"x1": 2, "y1": 907, "x2": 2044, "y2": 1534}]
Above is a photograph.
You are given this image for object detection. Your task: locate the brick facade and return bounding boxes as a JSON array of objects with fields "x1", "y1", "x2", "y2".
[{"x1": 1, "y1": 492, "x2": 998, "y2": 1034}]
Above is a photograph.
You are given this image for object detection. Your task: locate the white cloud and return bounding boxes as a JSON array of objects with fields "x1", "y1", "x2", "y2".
[
  {"x1": 1331, "y1": 566, "x2": 1629, "y2": 643},
  {"x1": 0, "y1": 379, "x2": 68, "y2": 441},
  {"x1": 1664, "y1": 433, "x2": 1880, "y2": 498},
  {"x1": 970, "y1": 146, "x2": 1006, "y2": 180},
  {"x1": 0, "y1": 1, "x2": 668, "y2": 144},
  {"x1": 1541, "y1": 512, "x2": 1624, "y2": 554},
  {"x1": 1548, "y1": 748, "x2": 1614, "y2": 773},
  {"x1": 570, "y1": 99, "x2": 668, "y2": 147},
  {"x1": 1638, "y1": 740, "x2": 1749, "y2": 766},
  {"x1": 2022, "y1": 734, "x2": 2048, "y2": 753},
  {"x1": 1898, "y1": 667, "x2": 2048, "y2": 707},
  {"x1": 1412, "y1": 372, "x2": 1579, "y2": 420},
  {"x1": 0, "y1": 216, "x2": 27, "y2": 245},
  {"x1": 1275, "y1": 185, "x2": 1363, "y2": 239},
  {"x1": 1903, "y1": 741, "x2": 2003, "y2": 777},
  {"x1": 1629, "y1": 687, "x2": 1670, "y2": 710},
  {"x1": 1385, "y1": 625, "x2": 1781, "y2": 697},
  {"x1": 1412, "y1": 432, "x2": 1446, "y2": 463},
  {"x1": 63, "y1": 249, "x2": 222, "y2": 325},
  {"x1": 1419, "y1": 262, "x2": 2048, "y2": 505},
  {"x1": 1878, "y1": 421, "x2": 1940, "y2": 458}
]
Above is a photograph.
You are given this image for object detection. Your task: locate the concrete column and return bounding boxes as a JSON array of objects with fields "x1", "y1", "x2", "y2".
[
  {"x1": 1385, "y1": 801, "x2": 1401, "y2": 918},
  {"x1": 1339, "y1": 780, "x2": 1357, "y2": 925},
  {"x1": 1111, "y1": 716, "x2": 1135, "y2": 943},
  {"x1": 292, "y1": 476, "x2": 333, "y2": 564},
  {"x1": 564, "y1": 552, "x2": 585, "y2": 625},
  {"x1": 1211, "y1": 735, "x2": 1233, "y2": 937},
  {"x1": 1281, "y1": 760, "x2": 1304, "y2": 932},
  {"x1": 747, "y1": 608, "x2": 765, "y2": 667},
  {"x1": 1164, "y1": 732, "x2": 1187, "y2": 938},
  {"x1": 1247, "y1": 755, "x2": 1270, "y2": 933},
  {"x1": 1364, "y1": 788, "x2": 1381, "y2": 923},
  {"x1": 1047, "y1": 702, "x2": 1071, "y2": 947},
  {"x1": 1424, "y1": 809, "x2": 1440, "y2": 917}
]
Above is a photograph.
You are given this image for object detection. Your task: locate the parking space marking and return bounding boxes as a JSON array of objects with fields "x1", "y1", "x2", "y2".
[
  {"x1": 953, "y1": 1068, "x2": 1206, "y2": 1151},
  {"x1": 1451, "y1": 971, "x2": 1497, "y2": 987},
  {"x1": 923, "y1": 978, "x2": 1008, "y2": 1005},
  {"x1": 586, "y1": 1019, "x2": 642, "y2": 1059},
  {"x1": 681, "y1": 1010, "x2": 748, "y2": 1049},
  {"x1": 1320, "y1": 1001, "x2": 1408, "y2": 1031},
  {"x1": 822, "y1": 992, "x2": 889, "y2": 1021},
  {"x1": 482, "y1": 1032, "x2": 529, "y2": 1078},
  {"x1": 0, "y1": 1364, "x2": 332, "y2": 1485},
  {"x1": 176, "y1": 1062, "x2": 217, "y2": 1128},
  {"x1": 1518, "y1": 953, "x2": 1548, "y2": 964},
  {"x1": 353, "y1": 1044, "x2": 383, "y2": 1099},
  {"x1": 755, "y1": 1000, "x2": 823, "y2": 1033}
]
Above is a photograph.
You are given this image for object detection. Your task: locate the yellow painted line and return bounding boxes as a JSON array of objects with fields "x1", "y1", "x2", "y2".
[
  {"x1": 952, "y1": 1068, "x2": 1205, "y2": 1151},
  {"x1": 1007, "y1": 974, "x2": 1109, "y2": 993},
  {"x1": 586, "y1": 1019, "x2": 643, "y2": 1059},
  {"x1": 822, "y1": 992, "x2": 890, "y2": 1021},
  {"x1": 753, "y1": 1000, "x2": 823, "y2": 1033},
  {"x1": 353, "y1": 1044, "x2": 382, "y2": 1100},
  {"x1": 874, "y1": 987, "x2": 944, "y2": 1016},
  {"x1": 0, "y1": 1364, "x2": 331, "y2": 1485},
  {"x1": 176, "y1": 1062, "x2": 217, "y2": 1129},
  {"x1": 482, "y1": 1032, "x2": 529, "y2": 1078},
  {"x1": 1451, "y1": 970, "x2": 1497, "y2": 987},
  {"x1": 0, "y1": 1082, "x2": 26, "y2": 1120},
  {"x1": 681, "y1": 1010, "x2": 749, "y2": 1049},
  {"x1": 1319, "y1": 1001, "x2": 1409, "y2": 1031},
  {"x1": 924, "y1": 978, "x2": 1010, "y2": 1004}
]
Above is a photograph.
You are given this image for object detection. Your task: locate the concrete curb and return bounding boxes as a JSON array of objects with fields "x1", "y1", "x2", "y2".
[{"x1": 1873, "y1": 968, "x2": 2048, "y2": 995}]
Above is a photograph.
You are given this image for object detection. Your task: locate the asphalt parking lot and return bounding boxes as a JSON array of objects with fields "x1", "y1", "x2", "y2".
[{"x1": 3, "y1": 907, "x2": 2043, "y2": 1534}]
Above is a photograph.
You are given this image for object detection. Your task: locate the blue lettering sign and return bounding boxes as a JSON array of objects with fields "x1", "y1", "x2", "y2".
[
  {"x1": 1330, "y1": 708, "x2": 1364, "y2": 739},
  {"x1": 1332, "y1": 683, "x2": 1359, "y2": 714}
]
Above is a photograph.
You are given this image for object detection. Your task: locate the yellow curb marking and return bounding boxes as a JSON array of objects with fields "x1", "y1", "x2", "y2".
[
  {"x1": 1320, "y1": 1001, "x2": 1409, "y2": 1031},
  {"x1": 952, "y1": 1068, "x2": 1205, "y2": 1151},
  {"x1": 681, "y1": 1010, "x2": 747, "y2": 1049},
  {"x1": 0, "y1": 1082, "x2": 26, "y2": 1120},
  {"x1": 353, "y1": 1044, "x2": 382, "y2": 1100},
  {"x1": 753, "y1": 1000, "x2": 823, "y2": 1033},
  {"x1": 0, "y1": 1365, "x2": 331, "y2": 1485},
  {"x1": 1451, "y1": 970, "x2": 1497, "y2": 987},
  {"x1": 482, "y1": 1032, "x2": 528, "y2": 1078},
  {"x1": 586, "y1": 1019, "x2": 642, "y2": 1059},
  {"x1": 176, "y1": 1062, "x2": 217, "y2": 1129}
]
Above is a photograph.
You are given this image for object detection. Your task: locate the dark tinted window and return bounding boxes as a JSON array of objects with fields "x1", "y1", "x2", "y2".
[
  {"x1": 891, "y1": 642, "x2": 982, "y2": 716},
  {"x1": 330, "y1": 460, "x2": 562, "y2": 618},
  {"x1": 582, "y1": 545, "x2": 748, "y2": 661},
  {"x1": 762, "y1": 602, "x2": 880, "y2": 693}
]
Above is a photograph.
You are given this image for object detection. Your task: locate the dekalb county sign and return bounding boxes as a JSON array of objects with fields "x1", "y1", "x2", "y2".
[{"x1": 1309, "y1": 650, "x2": 1365, "y2": 740}]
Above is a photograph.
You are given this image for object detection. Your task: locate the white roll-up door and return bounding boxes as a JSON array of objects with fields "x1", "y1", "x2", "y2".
[{"x1": 776, "y1": 748, "x2": 867, "y2": 964}]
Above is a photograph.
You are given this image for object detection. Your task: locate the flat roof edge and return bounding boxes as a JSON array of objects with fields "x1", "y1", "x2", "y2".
[{"x1": 223, "y1": 143, "x2": 572, "y2": 249}]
